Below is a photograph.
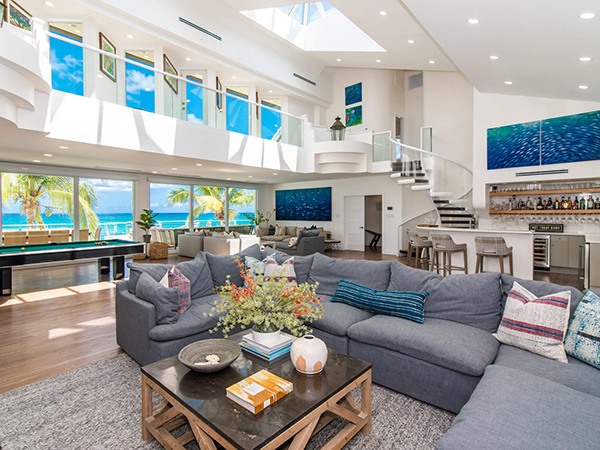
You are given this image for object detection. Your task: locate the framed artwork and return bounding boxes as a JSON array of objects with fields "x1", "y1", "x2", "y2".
[
  {"x1": 345, "y1": 105, "x2": 362, "y2": 127},
  {"x1": 7, "y1": 1, "x2": 31, "y2": 31},
  {"x1": 275, "y1": 187, "x2": 332, "y2": 221},
  {"x1": 216, "y1": 76, "x2": 223, "y2": 111},
  {"x1": 163, "y1": 54, "x2": 178, "y2": 94},
  {"x1": 98, "y1": 32, "x2": 116, "y2": 82},
  {"x1": 345, "y1": 82, "x2": 362, "y2": 106}
]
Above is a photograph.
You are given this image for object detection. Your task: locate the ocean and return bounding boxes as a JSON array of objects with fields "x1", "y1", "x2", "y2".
[{"x1": 2, "y1": 212, "x2": 251, "y2": 238}]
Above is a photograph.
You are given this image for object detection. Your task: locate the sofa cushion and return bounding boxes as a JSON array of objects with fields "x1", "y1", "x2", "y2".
[
  {"x1": 436, "y1": 365, "x2": 600, "y2": 450},
  {"x1": 501, "y1": 274, "x2": 583, "y2": 317},
  {"x1": 310, "y1": 295, "x2": 374, "y2": 337},
  {"x1": 149, "y1": 296, "x2": 221, "y2": 341},
  {"x1": 136, "y1": 272, "x2": 180, "y2": 325},
  {"x1": 285, "y1": 226, "x2": 297, "y2": 236},
  {"x1": 493, "y1": 344, "x2": 600, "y2": 398},
  {"x1": 332, "y1": 279, "x2": 427, "y2": 324},
  {"x1": 308, "y1": 253, "x2": 391, "y2": 296},
  {"x1": 264, "y1": 255, "x2": 297, "y2": 283},
  {"x1": 347, "y1": 315, "x2": 499, "y2": 377},
  {"x1": 297, "y1": 230, "x2": 319, "y2": 247},
  {"x1": 262, "y1": 248, "x2": 314, "y2": 285},
  {"x1": 564, "y1": 290, "x2": 600, "y2": 369},
  {"x1": 205, "y1": 244, "x2": 262, "y2": 287}
]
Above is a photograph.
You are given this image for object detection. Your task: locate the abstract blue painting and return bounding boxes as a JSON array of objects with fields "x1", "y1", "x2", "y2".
[
  {"x1": 487, "y1": 121, "x2": 540, "y2": 169},
  {"x1": 345, "y1": 82, "x2": 362, "y2": 105},
  {"x1": 541, "y1": 111, "x2": 600, "y2": 165},
  {"x1": 346, "y1": 105, "x2": 362, "y2": 127},
  {"x1": 275, "y1": 187, "x2": 332, "y2": 221}
]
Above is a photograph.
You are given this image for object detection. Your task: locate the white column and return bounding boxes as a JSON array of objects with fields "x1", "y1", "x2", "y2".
[
  {"x1": 188, "y1": 185, "x2": 194, "y2": 231},
  {"x1": 224, "y1": 188, "x2": 229, "y2": 232},
  {"x1": 72, "y1": 178, "x2": 80, "y2": 241}
]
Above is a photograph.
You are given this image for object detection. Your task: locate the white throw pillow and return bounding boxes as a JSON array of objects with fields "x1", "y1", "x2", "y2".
[{"x1": 274, "y1": 225, "x2": 285, "y2": 236}]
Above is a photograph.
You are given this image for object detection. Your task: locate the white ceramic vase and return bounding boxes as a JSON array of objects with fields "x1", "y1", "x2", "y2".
[
  {"x1": 290, "y1": 335, "x2": 328, "y2": 375},
  {"x1": 251, "y1": 329, "x2": 281, "y2": 345}
]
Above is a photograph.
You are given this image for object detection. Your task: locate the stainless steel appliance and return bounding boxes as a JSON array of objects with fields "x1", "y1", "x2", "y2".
[
  {"x1": 534, "y1": 234, "x2": 550, "y2": 269},
  {"x1": 580, "y1": 242, "x2": 600, "y2": 290}
]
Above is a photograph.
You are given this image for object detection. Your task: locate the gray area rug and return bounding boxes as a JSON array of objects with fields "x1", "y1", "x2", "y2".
[{"x1": 0, "y1": 354, "x2": 455, "y2": 450}]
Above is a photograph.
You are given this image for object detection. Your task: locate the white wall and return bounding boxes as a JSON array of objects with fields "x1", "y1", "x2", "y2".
[
  {"x1": 472, "y1": 90, "x2": 600, "y2": 224},
  {"x1": 325, "y1": 68, "x2": 404, "y2": 134},
  {"x1": 257, "y1": 174, "x2": 404, "y2": 255}
]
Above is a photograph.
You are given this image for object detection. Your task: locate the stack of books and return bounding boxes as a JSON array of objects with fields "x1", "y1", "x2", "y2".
[
  {"x1": 240, "y1": 332, "x2": 293, "y2": 361},
  {"x1": 226, "y1": 369, "x2": 293, "y2": 414}
]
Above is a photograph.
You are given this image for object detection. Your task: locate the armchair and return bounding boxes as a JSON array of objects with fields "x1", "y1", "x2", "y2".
[{"x1": 276, "y1": 235, "x2": 325, "y2": 256}]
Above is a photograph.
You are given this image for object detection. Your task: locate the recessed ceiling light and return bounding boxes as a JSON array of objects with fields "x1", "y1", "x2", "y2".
[
  {"x1": 429, "y1": 60, "x2": 435, "y2": 64},
  {"x1": 74, "y1": 30, "x2": 81, "y2": 34},
  {"x1": 376, "y1": 59, "x2": 381, "y2": 63},
  {"x1": 579, "y1": 85, "x2": 590, "y2": 90},
  {"x1": 273, "y1": 172, "x2": 278, "y2": 175},
  {"x1": 231, "y1": 76, "x2": 237, "y2": 79},
  {"x1": 59, "y1": 146, "x2": 69, "y2": 149},
  {"x1": 44, "y1": 154, "x2": 53, "y2": 157},
  {"x1": 196, "y1": 163, "x2": 203, "y2": 166},
  {"x1": 151, "y1": 171, "x2": 158, "y2": 174},
  {"x1": 468, "y1": 18, "x2": 480, "y2": 24},
  {"x1": 44, "y1": 1, "x2": 55, "y2": 7},
  {"x1": 126, "y1": 34, "x2": 134, "y2": 39},
  {"x1": 579, "y1": 12, "x2": 596, "y2": 20},
  {"x1": 97, "y1": 74, "x2": 103, "y2": 78},
  {"x1": 185, "y1": 57, "x2": 191, "y2": 62},
  {"x1": 490, "y1": 55, "x2": 499, "y2": 60},
  {"x1": 336, "y1": 58, "x2": 341, "y2": 62},
  {"x1": 33, "y1": 160, "x2": 41, "y2": 163},
  {"x1": 226, "y1": 178, "x2": 231, "y2": 180},
  {"x1": 248, "y1": 175, "x2": 253, "y2": 178},
  {"x1": 171, "y1": 167, "x2": 178, "y2": 170},
  {"x1": 407, "y1": 40, "x2": 415, "y2": 44},
  {"x1": 579, "y1": 57, "x2": 593, "y2": 62},
  {"x1": 504, "y1": 81, "x2": 513, "y2": 85},
  {"x1": 379, "y1": 11, "x2": 387, "y2": 16},
  {"x1": 268, "y1": 90, "x2": 273, "y2": 93}
]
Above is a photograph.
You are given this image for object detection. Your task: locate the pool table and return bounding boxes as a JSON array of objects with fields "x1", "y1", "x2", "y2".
[{"x1": 0, "y1": 239, "x2": 145, "y2": 296}]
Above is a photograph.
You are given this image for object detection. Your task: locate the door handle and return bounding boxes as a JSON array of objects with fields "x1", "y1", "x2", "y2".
[
  {"x1": 359, "y1": 226, "x2": 364, "y2": 229},
  {"x1": 579, "y1": 244, "x2": 585, "y2": 280}
]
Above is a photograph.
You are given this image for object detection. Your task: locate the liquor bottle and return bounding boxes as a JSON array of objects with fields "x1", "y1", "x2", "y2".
[
  {"x1": 588, "y1": 195, "x2": 595, "y2": 210},
  {"x1": 546, "y1": 197, "x2": 553, "y2": 210},
  {"x1": 508, "y1": 197, "x2": 513, "y2": 210},
  {"x1": 554, "y1": 197, "x2": 560, "y2": 210},
  {"x1": 596, "y1": 197, "x2": 600, "y2": 210},
  {"x1": 580, "y1": 196, "x2": 586, "y2": 210},
  {"x1": 561, "y1": 196, "x2": 566, "y2": 210},
  {"x1": 567, "y1": 196, "x2": 573, "y2": 209},
  {"x1": 536, "y1": 197, "x2": 544, "y2": 210},
  {"x1": 573, "y1": 196, "x2": 579, "y2": 210},
  {"x1": 526, "y1": 197, "x2": 533, "y2": 210}
]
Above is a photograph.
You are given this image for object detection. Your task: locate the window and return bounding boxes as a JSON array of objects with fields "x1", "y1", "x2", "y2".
[
  {"x1": 79, "y1": 179, "x2": 133, "y2": 239},
  {"x1": 192, "y1": 187, "x2": 255, "y2": 232},
  {"x1": 230, "y1": 189, "x2": 255, "y2": 232},
  {"x1": 2, "y1": 173, "x2": 76, "y2": 242},
  {"x1": 126, "y1": 51, "x2": 155, "y2": 113},
  {"x1": 261, "y1": 99, "x2": 282, "y2": 140},
  {"x1": 149, "y1": 183, "x2": 190, "y2": 229},
  {"x1": 186, "y1": 75, "x2": 204, "y2": 124},
  {"x1": 226, "y1": 87, "x2": 249, "y2": 135},
  {"x1": 48, "y1": 23, "x2": 84, "y2": 96}
]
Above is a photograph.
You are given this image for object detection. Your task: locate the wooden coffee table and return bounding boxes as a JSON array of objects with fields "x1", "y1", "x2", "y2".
[{"x1": 141, "y1": 332, "x2": 372, "y2": 450}]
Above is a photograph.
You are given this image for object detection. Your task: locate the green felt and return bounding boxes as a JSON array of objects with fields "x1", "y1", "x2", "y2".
[{"x1": 0, "y1": 239, "x2": 138, "y2": 254}]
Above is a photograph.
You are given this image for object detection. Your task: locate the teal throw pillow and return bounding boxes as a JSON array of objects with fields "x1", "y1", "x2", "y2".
[
  {"x1": 332, "y1": 279, "x2": 428, "y2": 324},
  {"x1": 564, "y1": 290, "x2": 600, "y2": 369}
]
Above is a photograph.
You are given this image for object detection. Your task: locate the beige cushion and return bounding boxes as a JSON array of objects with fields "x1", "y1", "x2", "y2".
[
  {"x1": 318, "y1": 231, "x2": 328, "y2": 237},
  {"x1": 257, "y1": 226, "x2": 269, "y2": 237},
  {"x1": 274, "y1": 225, "x2": 285, "y2": 236},
  {"x1": 285, "y1": 226, "x2": 298, "y2": 236}
]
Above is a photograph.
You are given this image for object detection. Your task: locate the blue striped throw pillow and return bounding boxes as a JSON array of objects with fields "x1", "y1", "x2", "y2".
[{"x1": 331, "y1": 279, "x2": 427, "y2": 324}]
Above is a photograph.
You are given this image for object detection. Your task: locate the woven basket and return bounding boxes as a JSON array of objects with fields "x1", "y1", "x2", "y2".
[
  {"x1": 149, "y1": 242, "x2": 169, "y2": 260},
  {"x1": 131, "y1": 253, "x2": 147, "y2": 260}
]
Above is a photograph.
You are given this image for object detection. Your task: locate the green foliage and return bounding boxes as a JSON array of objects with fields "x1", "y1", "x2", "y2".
[
  {"x1": 135, "y1": 209, "x2": 158, "y2": 233},
  {"x1": 207, "y1": 260, "x2": 324, "y2": 337}
]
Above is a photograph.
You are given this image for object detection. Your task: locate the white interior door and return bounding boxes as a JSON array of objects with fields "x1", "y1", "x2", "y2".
[{"x1": 345, "y1": 196, "x2": 365, "y2": 251}]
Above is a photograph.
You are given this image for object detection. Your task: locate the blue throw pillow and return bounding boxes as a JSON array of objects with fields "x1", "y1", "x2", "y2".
[
  {"x1": 564, "y1": 290, "x2": 600, "y2": 369},
  {"x1": 332, "y1": 279, "x2": 428, "y2": 324},
  {"x1": 269, "y1": 225, "x2": 276, "y2": 235}
]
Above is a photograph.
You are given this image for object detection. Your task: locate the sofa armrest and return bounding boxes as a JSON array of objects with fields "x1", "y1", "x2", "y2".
[
  {"x1": 204, "y1": 237, "x2": 241, "y2": 255},
  {"x1": 297, "y1": 236, "x2": 325, "y2": 255},
  {"x1": 240, "y1": 236, "x2": 260, "y2": 250},
  {"x1": 178, "y1": 234, "x2": 204, "y2": 258},
  {"x1": 115, "y1": 281, "x2": 157, "y2": 365}
]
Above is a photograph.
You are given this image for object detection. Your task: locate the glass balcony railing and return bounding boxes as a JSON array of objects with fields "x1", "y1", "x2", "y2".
[{"x1": 46, "y1": 32, "x2": 304, "y2": 147}]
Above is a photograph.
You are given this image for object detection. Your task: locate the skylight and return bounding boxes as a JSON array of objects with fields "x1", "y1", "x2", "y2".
[{"x1": 241, "y1": 2, "x2": 385, "y2": 52}]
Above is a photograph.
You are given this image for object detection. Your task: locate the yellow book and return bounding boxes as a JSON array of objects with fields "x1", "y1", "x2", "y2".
[{"x1": 226, "y1": 369, "x2": 293, "y2": 414}]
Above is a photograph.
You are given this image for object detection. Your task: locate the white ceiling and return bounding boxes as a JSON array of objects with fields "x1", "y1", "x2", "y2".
[{"x1": 402, "y1": 0, "x2": 600, "y2": 102}]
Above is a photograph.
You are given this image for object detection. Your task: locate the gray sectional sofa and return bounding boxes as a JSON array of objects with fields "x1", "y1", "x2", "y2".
[{"x1": 115, "y1": 244, "x2": 600, "y2": 449}]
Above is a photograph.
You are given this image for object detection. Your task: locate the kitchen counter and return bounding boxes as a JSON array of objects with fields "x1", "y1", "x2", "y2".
[{"x1": 416, "y1": 227, "x2": 534, "y2": 279}]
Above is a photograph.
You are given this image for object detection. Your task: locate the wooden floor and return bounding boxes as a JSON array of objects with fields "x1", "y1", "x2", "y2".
[{"x1": 0, "y1": 248, "x2": 582, "y2": 393}]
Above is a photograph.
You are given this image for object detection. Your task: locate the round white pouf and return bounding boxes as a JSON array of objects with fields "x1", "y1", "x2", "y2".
[{"x1": 290, "y1": 335, "x2": 328, "y2": 375}]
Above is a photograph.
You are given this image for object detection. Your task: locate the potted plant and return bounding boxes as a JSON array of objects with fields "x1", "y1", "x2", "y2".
[
  {"x1": 135, "y1": 209, "x2": 158, "y2": 243},
  {"x1": 208, "y1": 260, "x2": 324, "y2": 339},
  {"x1": 243, "y1": 209, "x2": 275, "y2": 234}
]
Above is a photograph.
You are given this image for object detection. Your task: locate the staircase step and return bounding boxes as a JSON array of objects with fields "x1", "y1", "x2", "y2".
[
  {"x1": 411, "y1": 184, "x2": 433, "y2": 191},
  {"x1": 433, "y1": 200, "x2": 450, "y2": 204},
  {"x1": 439, "y1": 213, "x2": 474, "y2": 218},
  {"x1": 397, "y1": 179, "x2": 417, "y2": 185},
  {"x1": 441, "y1": 219, "x2": 475, "y2": 225},
  {"x1": 430, "y1": 191, "x2": 453, "y2": 197},
  {"x1": 437, "y1": 206, "x2": 466, "y2": 211}
]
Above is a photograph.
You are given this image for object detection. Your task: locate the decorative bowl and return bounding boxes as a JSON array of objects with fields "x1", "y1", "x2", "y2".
[{"x1": 178, "y1": 339, "x2": 241, "y2": 373}]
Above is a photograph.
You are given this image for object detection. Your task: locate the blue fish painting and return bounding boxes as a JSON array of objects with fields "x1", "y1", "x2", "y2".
[{"x1": 275, "y1": 188, "x2": 331, "y2": 221}]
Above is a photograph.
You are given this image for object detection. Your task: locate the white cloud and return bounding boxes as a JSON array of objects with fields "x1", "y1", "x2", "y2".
[{"x1": 126, "y1": 69, "x2": 155, "y2": 94}]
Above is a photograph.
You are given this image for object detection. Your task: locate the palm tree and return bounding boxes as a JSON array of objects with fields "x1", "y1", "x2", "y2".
[
  {"x1": 2, "y1": 174, "x2": 99, "y2": 230},
  {"x1": 166, "y1": 186, "x2": 254, "y2": 225}
]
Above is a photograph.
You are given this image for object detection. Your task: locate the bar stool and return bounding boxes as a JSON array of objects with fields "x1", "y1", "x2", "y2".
[
  {"x1": 430, "y1": 234, "x2": 468, "y2": 276},
  {"x1": 406, "y1": 230, "x2": 433, "y2": 270},
  {"x1": 475, "y1": 236, "x2": 513, "y2": 275}
]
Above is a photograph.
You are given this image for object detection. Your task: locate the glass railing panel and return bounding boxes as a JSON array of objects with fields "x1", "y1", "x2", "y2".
[
  {"x1": 260, "y1": 103, "x2": 281, "y2": 140},
  {"x1": 372, "y1": 133, "x2": 391, "y2": 162},
  {"x1": 280, "y1": 114, "x2": 303, "y2": 147}
]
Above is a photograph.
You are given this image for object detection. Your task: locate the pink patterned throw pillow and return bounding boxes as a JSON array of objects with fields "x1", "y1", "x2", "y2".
[
  {"x1": 494, "y1": 282, "x2": 571, "y2": 363},
  {"x1": 264, "y1": 255, "x2": 297, "y2": 285},
  {"x1": 160, "y1": 266, "x2": 191, "y2": 315}
]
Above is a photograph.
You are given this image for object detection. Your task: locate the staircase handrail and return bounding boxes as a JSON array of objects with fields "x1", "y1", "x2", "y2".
[
  {"x1": 45, "y1": 32, "x2": 302, "y2": 120},
  {"x1": 388, "y1": 137, "x2": 473, "y2": 176}
]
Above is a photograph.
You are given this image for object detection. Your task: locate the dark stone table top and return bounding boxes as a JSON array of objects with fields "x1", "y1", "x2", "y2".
[{"x1": 142, "y1": 332, "x2": 371, "y2": 450}]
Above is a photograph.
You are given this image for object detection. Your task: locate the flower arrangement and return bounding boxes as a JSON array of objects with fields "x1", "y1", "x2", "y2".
[{"x1": 208, "y1": 260, "x2": 324, "y2": 337}]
